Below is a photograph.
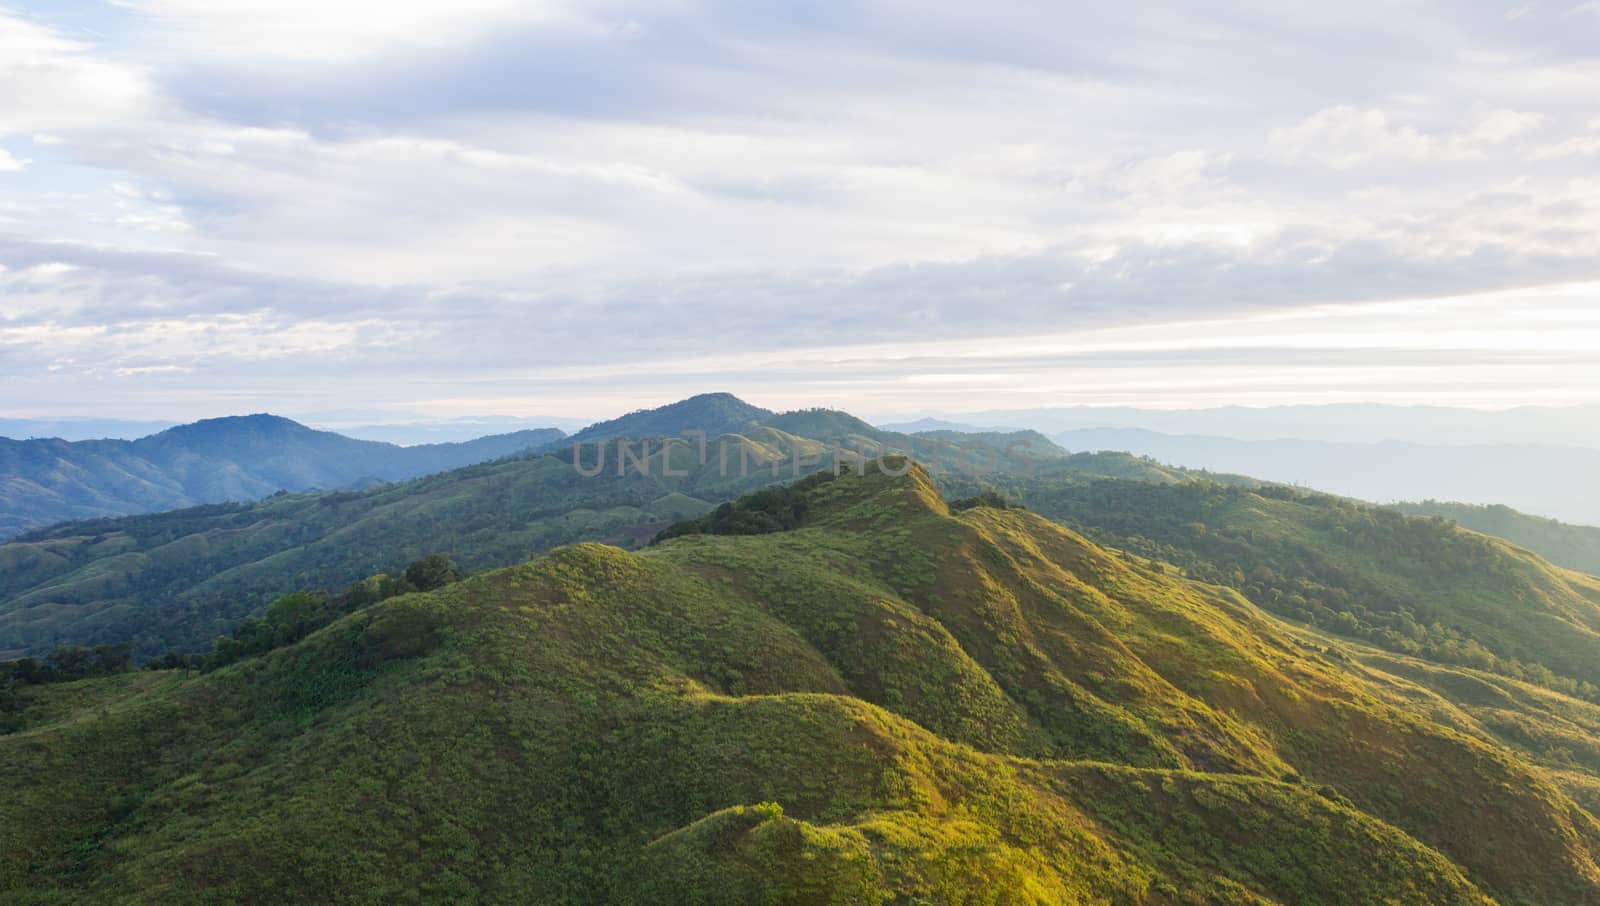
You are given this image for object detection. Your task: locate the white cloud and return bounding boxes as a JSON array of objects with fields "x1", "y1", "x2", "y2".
[
  {"x1": 0, "y1": 12, "x2": 154, "y2": 134},
  {"x1": 0, "y1": 149, "x2": 30, "y2": 172}
]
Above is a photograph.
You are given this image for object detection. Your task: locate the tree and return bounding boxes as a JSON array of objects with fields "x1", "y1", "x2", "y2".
[{"x1": 405, "y1": 554, "x2": 461, "y2": 592}]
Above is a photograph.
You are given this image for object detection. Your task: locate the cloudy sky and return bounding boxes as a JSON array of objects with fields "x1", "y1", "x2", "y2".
[{"x1": 2, "y1": 0, "x2": 1599, "y2": 423}]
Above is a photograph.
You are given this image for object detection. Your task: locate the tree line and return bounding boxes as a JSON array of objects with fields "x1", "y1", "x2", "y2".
[{"x1": 2, "y1": 554, "x2": 464, "y2": 730}]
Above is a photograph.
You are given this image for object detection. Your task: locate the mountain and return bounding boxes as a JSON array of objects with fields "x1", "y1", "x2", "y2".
[
  {"x1": 1392, "y1": 501, "x2": 1600, "y2": 576},
  {"x1": 0, "y1": 415, "x2": 566, "y2": 540},
  {"x1": 565, "y1": 392, "x2": 775, "y2": 445},
  {"x1": 6, "y1": 464, "x2": 1600, "y2": 902},
  {"x1": 1052, "y1": 427, "x2": 1600, "y2": 525},
  {"x1": 0, "y1": 397, "x2": 1082, "y2": 659},
  {"x1": 906, "y1": 403, "x2": 1600, "y2": 448}
]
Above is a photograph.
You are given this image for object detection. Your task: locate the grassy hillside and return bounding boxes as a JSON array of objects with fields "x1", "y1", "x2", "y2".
[
  {"x1": 1004, "y1": 479, "x2": 1600, "y2": 698},
  {"x1": 5, "y1": 464, "x2": 1600, "y2": 902},
  {"x1": 1393, "y1": 500, "x2": 1600, "y2": 576},
  {"x1": 0, "y1": 415, "x2": 564, "y2": 540}
]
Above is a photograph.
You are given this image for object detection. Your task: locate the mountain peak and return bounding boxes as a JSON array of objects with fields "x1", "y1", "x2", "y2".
[
  {"x1": 567, "y1": 392, "x2": 774, "y2": 444},
  {"x1": 679, "y1": 391, "x2": 751, "y2": 405},
  {"x1": 159, "y1": 413, "x2": 315, "y2": 438}
]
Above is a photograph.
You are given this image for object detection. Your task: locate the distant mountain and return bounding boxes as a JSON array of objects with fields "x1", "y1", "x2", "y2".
[
  {"x1": 1053, "y1": 427, "x2": 1600, "y2": 525},
  {"x1": 0, "y1": 415, "x2": 564, "y2": 539},
  {"x1": 910, "y1": 403, "x2": 1600, "y2": 449},
  {"x1": 8, "y1": 465, "x2": 1600, "y2": 903},
  {"x1": 565, "y1": 392, "x2": 775, "y2": 445},
  {"x1": 560, "y1": 395, "x2": 1069, "y2": 469},
  {"x1": 1392, "y1": 501, "x2": 1600, "y2": 577}
]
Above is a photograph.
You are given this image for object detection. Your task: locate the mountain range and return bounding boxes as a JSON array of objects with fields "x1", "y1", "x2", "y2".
[
  {"x1": 8, "y1": 461, "x2": 1600, "y2": 902},
  {"x1": 0, "y1": 394, "x2": 1068, "y2": 658},
  {"x1": 0, "y1": 415, "x2": 566, "y2": 541}
]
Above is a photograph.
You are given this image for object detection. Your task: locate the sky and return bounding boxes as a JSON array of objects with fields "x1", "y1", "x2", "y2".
[{"x1": 2, "y1": 0, "x2": 1600, "y2": 424}]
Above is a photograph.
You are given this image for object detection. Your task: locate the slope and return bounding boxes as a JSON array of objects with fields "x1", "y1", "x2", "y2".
[{"x1": 1007, "y1": 478, "x2": 1600, "y2": 697}]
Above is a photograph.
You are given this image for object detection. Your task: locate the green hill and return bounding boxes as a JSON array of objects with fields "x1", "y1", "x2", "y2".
[
  {"x1": 5, "y1": 464, "x2": 1600, "y2": 903},
  {"x1": 1392, "y1": 500, "x2": 1600, "y2": 577}
]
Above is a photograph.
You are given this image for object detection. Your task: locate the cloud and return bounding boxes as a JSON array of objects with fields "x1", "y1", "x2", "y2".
[
  {"x1": 2, "y1": 0, "x2": 1600, "y2": 416},
  {"x1": 0, "y1": 12, "x2": 154, "y2": 135},
  {"x1": 0, "y1": 150, "x2": 30, "y2": 172}
]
